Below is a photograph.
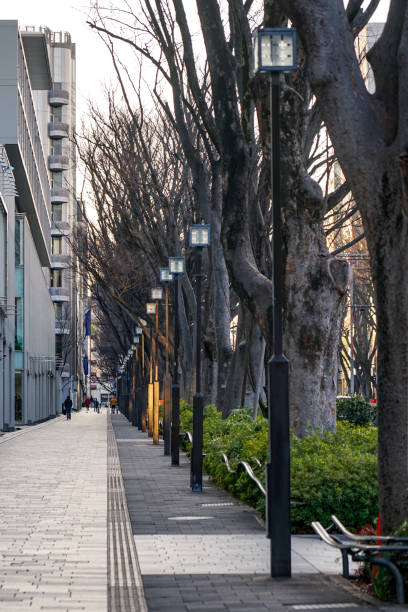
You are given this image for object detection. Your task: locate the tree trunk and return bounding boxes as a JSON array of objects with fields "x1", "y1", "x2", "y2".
[
  {"x1": 284, "y1": 213, "x2": 348, "y2": 435},
  {"x1": 364, "y1": 162, "x2": 408, "y2": 532}
]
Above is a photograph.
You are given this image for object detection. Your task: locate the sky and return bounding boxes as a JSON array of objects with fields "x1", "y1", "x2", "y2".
[{"x1": 0, "y1": 0, "x2": 392, "y2": 128}]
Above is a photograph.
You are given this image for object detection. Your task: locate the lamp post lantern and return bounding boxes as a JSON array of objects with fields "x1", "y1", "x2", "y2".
[
  {"x1": 253, "y1": 26, "x2": 296, "y2": 579},
  {"x1": 160, "y1": 267, "x2": 174, "y2": 456},
  {"x1": 189, "y1": 225, "x2": 210, "y2": 492},
  {"x1": 169, "y1": 256, "x2": 185, "y2": 465}
]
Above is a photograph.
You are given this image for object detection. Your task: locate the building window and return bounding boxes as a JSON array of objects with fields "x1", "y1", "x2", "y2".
[
  {"x1": 55, "y1": 334, "x2": 63, "y2": 357},
  {"x1": 51, "y1": 106, "x2": 62, "y2": 122},
  {"x1": 15, "y1": 297, "x2": 23, "y2": 350},
  {"x1": 52, "y1": 204, "x2": 63, "y2": 222},
  {"x1": 51, "y1": 172, "x2": 63, "y2": 189},
  {"x1": 52, "y1": 237, "x2": 63, "y2": 255},
  {"x1": 0, "y1": 201, "x2": 6, "y2": 299},
  {"x1": 15, "y1": 371, "x2": 23, "y2": 422},
  {"x1": 54, "y1": 301, "x2": 64, "y2": 320},
  {"x1": 50, "y1": 269, "x2": 63, "y2": 288},
  {"x1": 51, "y1": 140, "x2": 62, "y2": 155},
  {"x1": 15, "y1": 217, "x2": 24, "y2": 266}
]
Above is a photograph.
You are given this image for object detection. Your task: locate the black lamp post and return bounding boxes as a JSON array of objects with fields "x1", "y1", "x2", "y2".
[
  {"x1": 168, "y1": 256, "x2": 185, "y2": 466},
  {"x1": 132, "y1": 334, "x2": 140, "y2": 427},
  {"x1": 189, "y1": 224, "x2": 211, "y2": 492},
  {"x1": 253, "y1": 26, "x2": 296, "y2": 578},
  {"x1": 160, "y1": 267, "x2": 174, "y2": 456}
]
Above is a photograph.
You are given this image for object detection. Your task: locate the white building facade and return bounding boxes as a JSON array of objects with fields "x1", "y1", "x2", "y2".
[{"x1": 0, "y1": 21, "x2": 58, "y2": 426}]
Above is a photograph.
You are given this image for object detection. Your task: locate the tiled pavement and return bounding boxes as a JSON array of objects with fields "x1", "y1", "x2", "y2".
[
  {"x1": 111, "y1": 414, "x2": 401, "y2": 612},
  {"x1": 0, "y1": 410, "x2": 401, "y2": 611},
  {"x1": 0, "y1": 410, "x2": 107, "y2": 611}
]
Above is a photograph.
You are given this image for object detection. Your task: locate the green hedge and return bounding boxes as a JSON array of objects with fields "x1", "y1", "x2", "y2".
[
  {"x1": 336, "y1": 395, "x2": 377, "y2": 425},
  {"x1": 179, "y1": 402, "x2": 378, "y2": 532}
]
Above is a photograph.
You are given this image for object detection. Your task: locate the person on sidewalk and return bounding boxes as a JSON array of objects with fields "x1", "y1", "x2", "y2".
[
  {"x1": 94, "y1": 398, "x2": 100, "y2": 413},
  {"x1": 110, "y1": 396, "x2": 117, "y2": 414},
  {"x1": 85, "y1": 396, "x2": 91, "y2": 412},
  {"x1": 64, "y1": 395, "x2": 73, "y2": 420}
]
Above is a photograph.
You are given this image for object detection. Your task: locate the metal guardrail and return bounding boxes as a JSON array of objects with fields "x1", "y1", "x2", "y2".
[{"x1": 182, "y1": 431, "x2": 266, "y2": 496}]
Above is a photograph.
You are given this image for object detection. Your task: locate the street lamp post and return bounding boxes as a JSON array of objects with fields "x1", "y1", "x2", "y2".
[
  {"x1": 146, "y1": 302, "x2": 156, "y2": 437},
  {"x1": 253, "y1": 27, "x2": 296, "y2": 578},
  {"x1": 151, "y1": 287, "x2": 164, "y2": 445},
  {"x1": 139, "y1": 321, "x2": 147, "y2": 432},
  {"x1": 168, "y1": 256, "x2": 185, "y2": 466},
  {"x1": 189, "y1": 225, "x2": 210, "y2": 492},
  {"x1": 160, "y1": 267, "x2": 174, "y2": 456},
  {"x1": 132, "y1": 335, "x2": 140, "y2": 427}
]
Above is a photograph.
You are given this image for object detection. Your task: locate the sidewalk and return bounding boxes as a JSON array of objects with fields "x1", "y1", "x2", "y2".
[
  {"x1": 0, "y1": 409, "x2": 108, "y2": 611},
  {"x1": 0, "y1": 409, "x2": 401, "y2": 611},
  {"x1": 111, "y1": 414, "x2": 400, "y2": 612}
]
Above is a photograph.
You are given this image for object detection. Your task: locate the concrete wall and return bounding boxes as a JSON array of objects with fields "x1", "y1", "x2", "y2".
[{"x1": 23, "y1": 218, "x2": 56, "y2": 423}]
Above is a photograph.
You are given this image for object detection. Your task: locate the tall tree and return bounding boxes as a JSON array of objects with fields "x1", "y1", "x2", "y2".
[{"x1": 277, "y1": 0, "x2": 408, "y2": 530}]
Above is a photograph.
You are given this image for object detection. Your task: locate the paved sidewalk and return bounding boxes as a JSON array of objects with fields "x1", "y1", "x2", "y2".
[
  {"x1": 112, "y1": 414, "x2": 400, "y2": 612},
  {"x1": 0, "y1": 410, "x2": 107, "y2": 612}
]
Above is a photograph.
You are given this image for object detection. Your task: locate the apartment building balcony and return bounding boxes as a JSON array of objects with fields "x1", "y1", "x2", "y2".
[
  {"x1": 48, "y1": 155, "x2": 69, "y2": 171},
  {"x1": 51, "y1": 226, "x2": 70, "y2": 236},
  {"x1": 51, "y1": 255, "x2": 70, "y2": 268},
  {"x1": 51, "y1": 220, "x2": 70, "y2": 232},
  {"x1": 48, "y1": 122, "x2": 69, "y2": 139},
  {"x1": 0, "y1": 23, "x2": 52, "y2": 266},
  {"x1": 50, "y1": 287, "x2": 70, "y2": 300},
  {"x1": 48, "y1": 88, "x2": 69, "y2": 106},
  {"x1": 51, "y1": 188, "x2": 69, "y2": 203}
]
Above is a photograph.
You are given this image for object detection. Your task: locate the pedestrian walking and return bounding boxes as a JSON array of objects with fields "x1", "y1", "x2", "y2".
[
  {"x1": 94, "y1": 398, "x2": 100, "y2": 413},
  {"x1": 85, "y1": 396, "x2": 91, "y2": 412},
  {"x1": 110, "y1": 396, "x2": 117, "y2": 414},
  {"x1": 64, "y1": 395, "x2": 73, "y2": 420}
]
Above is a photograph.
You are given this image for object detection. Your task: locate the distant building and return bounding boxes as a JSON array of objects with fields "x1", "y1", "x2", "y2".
[{"x1": 22, "y1": 26, "x2": 86, "y2": 409}]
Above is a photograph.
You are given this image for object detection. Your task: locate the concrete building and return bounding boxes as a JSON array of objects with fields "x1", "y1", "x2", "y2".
[
  {"x1": 0, "y1": 21, "x2": 57, "y2": 426},
  {"x1": 22, "y1": 26, "x2": 85, "y2": 410}
]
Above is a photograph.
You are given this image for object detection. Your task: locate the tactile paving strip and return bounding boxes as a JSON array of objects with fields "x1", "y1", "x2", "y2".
[{"x1": 107, "y1": 416, "x2": 148, "y2": 612}]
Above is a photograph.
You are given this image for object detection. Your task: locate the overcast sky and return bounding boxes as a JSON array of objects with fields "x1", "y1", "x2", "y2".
[{"x1": 1, "y1": 0, "x2": 391, "y2": 125}]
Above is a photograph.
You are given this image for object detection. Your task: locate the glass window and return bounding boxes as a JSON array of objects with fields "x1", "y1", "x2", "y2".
[
  {"x1": 0, "y1": 203, "x2": 6, "y2": 298},
  {"x1": 15, "y1": 297, "x2": 23, "y2": 350},
  {"x1": 15, "y1": 217, "x2": 24, "y2": 266},
  {"x1": 50, "y1": 269, "x2": 63, "y2": 287},
  {"x1": 51, "y1": 140, "x2": 62, "y2": 155},
  {"x1": 54, "y1": 302, "x2": 63, "y2": 320},
  {"x1": 51, "y1": 106, "x2": 62, "y2": 122},
  {"x1": 56, "y1": 334, "x2": 63, "y2": 357},
  {"x1": 52, "y1": 204, "x2": 63, "y2": 222},
  {"x1": 52, "y1": 237, "x2": 63, "y2": 255},
  {"x1": 15, "y1": 371, "x2": 23, "y2": 422},
  {"x1": 52, "y1": 173, "x2": 62, "y2": 188}
]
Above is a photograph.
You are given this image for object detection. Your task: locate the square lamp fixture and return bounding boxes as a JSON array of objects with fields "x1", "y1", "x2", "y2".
[
  {"x1": 160, "y1": 267, "x2": 173, "y2": 282},
  {"x1": 135, "y1": 326, "x2": 142, "y2": 335},
  {"x1": 253, "y1": 28, "x2": 296, "y2": 72},
  {"x1": 151, "y1": 287, "x2": 164, "y2": 300},
  {"x1": 189, "y1": 224, "x2": 211, "y2": 247},
  {"x1": 134, "y1": 336, "x2": 140, "y2": 344},
  {"x1": 169, "y1": 256, "x2": 185, "y2": 274},
  {"x1": 146, "y1": 302, "x2": 156, "y2": 315}
]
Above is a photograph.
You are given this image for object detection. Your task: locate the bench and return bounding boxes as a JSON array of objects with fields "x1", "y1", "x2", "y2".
[{"x1": 312, "y1": 516, "x2": 408, "y2": 604}]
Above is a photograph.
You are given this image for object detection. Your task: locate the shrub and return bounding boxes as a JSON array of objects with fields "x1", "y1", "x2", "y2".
[
  {"x1": 368, "y1": 519, "x2": 408, "y2": 602},
  {"x1": 179, "y1": 404, "x2": 378, "y2": 533},
  {"x1": 336, "y1": 395, "x2": 377, "y2": 426}
]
